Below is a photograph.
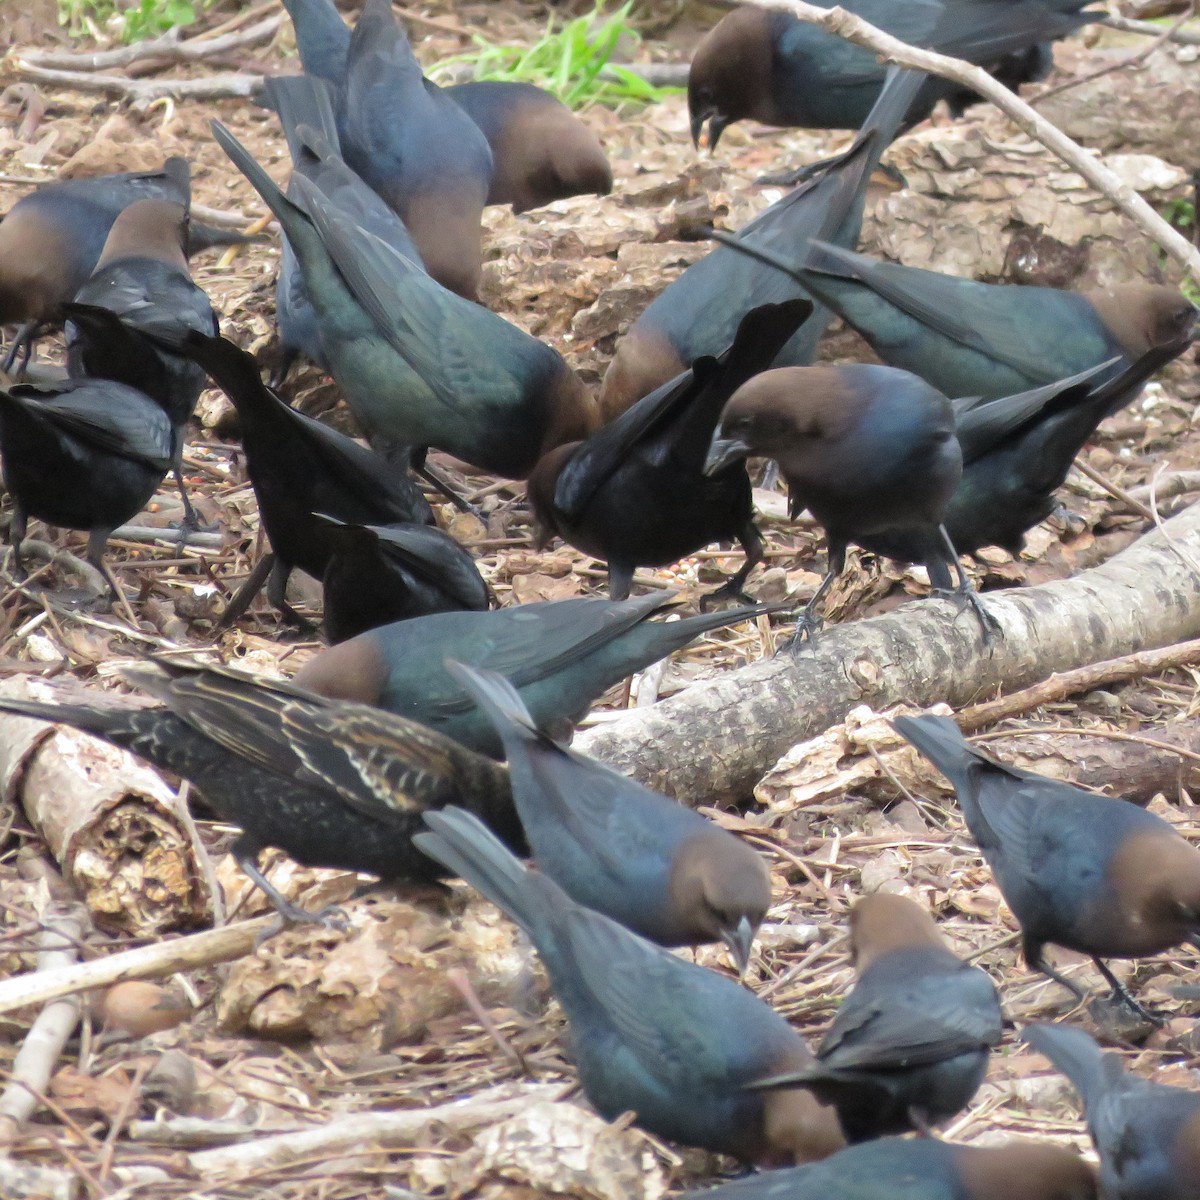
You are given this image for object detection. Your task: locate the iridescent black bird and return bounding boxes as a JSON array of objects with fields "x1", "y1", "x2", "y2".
[
  {"x1": 293, "y1": 591, "x2": 777, "y2": 757},
  {"x1": 600, "y1": 68, "x2": 925, "y2": 423},
  {"x1": 0, "y1": 377, "x2": 172, "y2": 585},
  {"x1": 529, "y1": 299, "x2": 812, "y2": 602},
  {"x1": 65, "y1": 199, "x2": 217, "y2": 532},
  {"x1": 317, "y1": 515, "x2": 490, "y2": 644},
  {"x1": 447, "y1": 662, "x2": 771, "y2": 972},
  {"x1": 415, "y1": 807, "x2": 845, "y2": 1165},
  {"x1": 896, "y1": 714, "x2": 1200, "y2": 1020},
  {"x1": 0, "y1": 660, "x2": 519, "y2": 925},
  {"x1": 1024, "y1": 1022, "x2": 1200, "y2": 1200},
  {"x1": 749, "y1": 893, "x2": 1002, "y2": 1140}
]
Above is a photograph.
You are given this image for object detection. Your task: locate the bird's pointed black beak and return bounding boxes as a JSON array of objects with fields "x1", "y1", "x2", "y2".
[
  {"x1": 722, "y1": 915, "x2": 755, "y2": 978},
  {"x1": 704, "y1": 434, "x2": 750, "y2": 476},
  {"x1": 690, "y1": 108, "x2": 729, "y2": 153}
]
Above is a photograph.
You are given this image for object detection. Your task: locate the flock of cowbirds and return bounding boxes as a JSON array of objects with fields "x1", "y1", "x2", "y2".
[{"x1": 2, "y1": 0, "x2": 1200, "y2": 1193}]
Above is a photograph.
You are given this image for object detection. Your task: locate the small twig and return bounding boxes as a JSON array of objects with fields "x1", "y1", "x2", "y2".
[
  {"x1": 748, "y1": 0, "x2": 1200, "y2": 283},
  {"x1": 1129, "y1": 470, "x2": 1200, "y2": 505},
  {"x1": 1031, "y1": 3, "x2": 1197, "y2": 103},
  {"x1": 96, "y1": 1059, "x2": 152, "y2": 1185},
  {"x1": 957, "y1": 638, "x2": 1200, "y2": 730},
  {"x1": 972, "y1": 724, "x2": 1200, "y2": 765},
  {"x1": 10, "y1": 62, "x2": 262, "y2": 101},
  {"x1": 1102, "y1": 12, "x2": 1200, "y2": 45},
  {"x1": 1070, "y1": 459, "x2": 1157, "y2": 521}
]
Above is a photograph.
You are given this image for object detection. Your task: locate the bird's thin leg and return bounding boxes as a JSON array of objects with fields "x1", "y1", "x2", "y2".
[
  {"x1": 1, "y1": 322, "x2": 39, "y2": 376},
  {"x1": 8, "y1": 506, "x2": 28, "y2": 579},
  {"x1": 218, "y1": 552, "x2": 275, "y2": 628},
  {"x1": 781, "y1": 568, "x2": 837, "y2": 653},
  {"x1": 607, "y1": 561, "x2": 634, "y2": 602},
  {"x1": 1092, "y1": 958, "x2": 1162, "y2": 1024},
  {"x1": 936, "y1": 525, "x2": 1000, "y2": 646},
  {"x1": 416, "y1": 464, "x2": 483, "y2": 519},
  {"x1": 908, "y1": 1107, "x2": 938, "y2": 1139},
  {"x1": 237, "y1": 848, "x2": 349, "y2": 942},
  {"x1": 265, "y1": 556, "x2": 313, "y2": 631},
  {"x1": 1188, "y1": 932, "x2": 1200, "y2": 952},
  {"x1": 1027, "y1": 944, "x2": 1089, "y2": 1004},
  {"x1": 701, "y1": 521, "x2": 762, "y2": 610}
]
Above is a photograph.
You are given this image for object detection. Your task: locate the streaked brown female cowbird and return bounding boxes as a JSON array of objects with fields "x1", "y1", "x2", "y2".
[
  {"x1": 0, "y1": 660, "x2": 519, "y2": 926},
  {"x1": 167, "y1": 329, "x2": 433, "y2": 627},
  {"x1": 0, "y1": 378, "x2": 172, "y2": 585},
  {"x1": 529, "y1": 299, "x2": 812, "y2": 602},
  {"x1": 1024, "y1": 1022, "x2": 1200, "y2": 1200},
  {"x1": 895, "y1": 714, "x2": 1200, "y2": 1020},
  {"x1": 65, "y1": 200, "x2": 217, "y2": 531},
  {"x1": 0, "y1": 158, "x2": 250, "y2": 373},
  {"x1": 317, "y1": 515, "x2": 490, "y2": 644},
  {"x1": 688, "y1": 0, "x2": 1097, "y2": 146},
  {"x1": 446, "y1": 662, "x2": 770, "y2": 972},
  {"x1": 599, "y1": 67, "x2": 924, "y2": 423},
  {"x1": 796, "y1": 240, "x2": 1197, "y2": 410},
  {"x1": 677, "y1": 1136, "x2": 1098, "y2": 1200},
  {"x1": 292, "y1": 591, "x2": 777, "y2": 757},
  {"x1": 704, "y1": 363, "x2": 994, "y2": 645},
  {"x1": 212, "y1": 119, "x2": 598, "y2": 477},
  {"x1": 337, "y1": 0, "x2": 492, "y2": 300},
  {"x1": 749, "y1": 893, "x2": 1002, "y2": 1140},
  {"x1": 415, "y1": 806, "x2": 845, "y2": 1165}
]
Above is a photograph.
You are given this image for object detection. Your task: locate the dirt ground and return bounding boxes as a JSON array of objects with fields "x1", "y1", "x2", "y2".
[{"x1": 1, "y1": 1, "x2": 1200, "y2": 1197}]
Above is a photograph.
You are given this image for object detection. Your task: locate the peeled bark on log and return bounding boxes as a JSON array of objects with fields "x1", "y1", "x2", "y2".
[
  {"x1": 0, "y1": 679, "x2": 211, "y2": 935},
  {"x1": 574, "y1": 503, "x2": 1200, "y2": 804}
]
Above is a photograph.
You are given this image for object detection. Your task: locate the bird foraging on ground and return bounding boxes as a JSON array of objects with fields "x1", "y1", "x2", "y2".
[
  {"x1": 1024, "y1": 1022, "x2": 1200, "y2": 1200},
  {"x1": 895, "y1": 713, "x2": 1200, "y2": 1021},
  {"x1": 705, "y1": 363, "x2": 995, "y2": 646},
  {"x1": 415, "y1": 806, "x2": 845, "y2": 1165},
  {"x1": 0, "y1": 660, "x2": 520, "y2": 928},
  {"x1": 748, "y1": 892, "x2": 1002, "y2": 1140},
  {"x1": 293, "y1": 591, "x2": 782, "y2": 757},
  {"x1": 446, "y1": 662, "x2": 770, "y2": 972}
]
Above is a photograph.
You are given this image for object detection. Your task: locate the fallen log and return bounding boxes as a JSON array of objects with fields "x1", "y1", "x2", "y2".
[{"x1": 575, "y1": 503, "x2": 1200, "y2": 803}]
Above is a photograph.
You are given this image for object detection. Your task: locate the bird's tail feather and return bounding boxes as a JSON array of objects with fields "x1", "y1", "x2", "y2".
[
  {"x1": 444, "y1": 661, "x2": 541, "y2": 745},
  {"x1": 415, "y1": 807, "x2": 545, "y2": 936},
  {"x1": 892, "y1": 714, "x2": 980, "y2": 798},
  {"x1": 0, "y1": 695, "x2": 130, "y2": 743},
  {"x1": 263, "y1": 73, "x2": 340, "y2": 165},
  {"x1": 1022, "y1": 1023, "x2": 1117, "y2": 1110}
]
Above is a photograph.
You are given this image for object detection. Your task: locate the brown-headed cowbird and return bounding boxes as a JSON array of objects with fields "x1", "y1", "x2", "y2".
[
  {"x1": 280, "y1": 0, "x2": 612, "y2": 215},
  {"x1": 688, "y1": 0, "x2": 1097, "y2": 146},
  {"x1": 212, "y1": 119, "x2": 598, "y2": 476},
  {"x1": 292, "y1": 591, "x2": 777, "y2": 757},
  {"x1": 165, "y1": 329, "x2": 433, "y2": 627},
  {"x1": 317, "y1": 514, "x2": 490, "y2": 644},
  {"x1": 795, "y1": 239, "x2": 1197, "y2": 410},
  {"x1": 0, "y1": 158, "x2": 251, "y2": 373},
  {"x1": 336, "y1": 0, "x2": 492, "y2": 300},
  {"x1": 65, "y1": 200, "x2": 217, "y2": 531},
  {"x1": 415, "y1": 806, "x2": 845, "y2": 1165},
  {"x1": 677, "y1": 1136, "x2": 1098, "y2": 1200},
  {"x1": 749, "y1": 893, "x2": 1002, "y2": 1140},
  {"x1": 1024, "y1": 1022, "x2": 1200, "y2": 1200},
  {"x1": 529, "y1": 299, "x2": 811, "y2": 602},
  {"x1": 894, "y1": 714, "x2": 1200, "y2": 1020},
  {"x1": 0, "y1": 378, "x2": 172, "y2": 585},
  {"x1": 445, "y1": 662, "x2": 770, "y2": 972},
  {"x1": 599, "y1": 67, "x2": 924, "y2": 423},
  {"x1": 704, "y1": 363, "x2": 994, "y2": 644},
  {"x1": 263, "y1": 72, "x2": 424, "y2": 384},
  {"x1": 0, "y1": 660, "x2": 519, "y2": 925}
]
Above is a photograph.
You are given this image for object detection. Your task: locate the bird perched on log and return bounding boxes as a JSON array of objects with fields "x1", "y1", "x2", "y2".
[
  {"x1": 415, "y1": 806, "x2": 845, "y2": 1165},
  {"x1": 687, "y1": 0, "x2": 1098, "y2": 146},
  {"x1": 529, "y1": 299, "x2": 812, "y2": 602},
  {"x1": 1024, "y1": 1022, "x2": 1200, "y2": 1200},
  {"x1": 600, "y1": 67, "x2": 924, "y2": 423},
  {"x1": 895, "y1": 713, "x2": 1200, "y2": 1020},
  {"x1": 164, "y1": 329, "x2": 433, "y2": 627},
  {"x1": 293, "y1": 591, "x2": 779, "y2": 757},
  {"x1": 279, "y1": 0, "x2": 612, "y2": 215},
  {"x1": 212, "y1": 119, "x2": 598, "y2": 476},
  {"x1": 0, "y1": 157, "x2": 253, "y2": 373},
  {"x1": 64, "y1": 199, "x2": 218, "y2": 533},
  {"x1": 336, "y1": 0, "x2": 492, "y2": 299},
  {"x1": 0, "y1": 660, "x2": 519, "y2": 927},
  {"x1": 704, "y1": 363, "x2": 994, "y2": 644},
  {"x1": 262, "y1": 71, "x2": 424, "y2": 384},
  {"x1": 0, "y1": 377, "x2": 172, "y2": 590},
  {"x1": 317, "y1": 515, "x2": 490, "y2": 645},
  {"x1": 446, "y1": 662, "x2": 771, "y2": 973},
  {"x1": 748, "y1": 893, "x2": 1002, "y2": 1140},
  {"x1": 676, "y1": 1136, "x2": 1098, "y2": 1200},
  {"x1": 794, "y1": 240, "x2": 1197, "y2": 408}
]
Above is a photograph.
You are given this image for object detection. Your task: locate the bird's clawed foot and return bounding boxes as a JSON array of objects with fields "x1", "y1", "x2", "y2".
[
  {"x1": 935, "y1": 585, "x2": 1001, "y2": 648},
  {"x1": 699, "y1": 578, "x2": 757, "y2": 612},
  {"x1": 779, "y1": 609, "x2": 822, "y2": 654},
  {"x1": 255, "y1": 901, "x2": 352, "y2": 946}
]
